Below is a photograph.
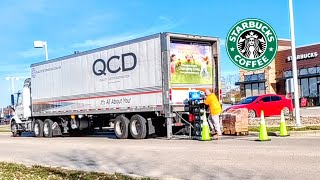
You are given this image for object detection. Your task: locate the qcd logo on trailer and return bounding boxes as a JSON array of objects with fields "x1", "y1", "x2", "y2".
[
  {"x1": 31, "y1": 68, "x2": 36, "y2": 78},
  {"x1": 92, "y1": 52, "x2": 137, "y2": 76}
]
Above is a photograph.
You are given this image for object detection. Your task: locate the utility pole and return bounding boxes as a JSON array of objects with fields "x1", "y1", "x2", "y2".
[{"x1": 288, "y1": 0, "x2": 301, "y2": 126}]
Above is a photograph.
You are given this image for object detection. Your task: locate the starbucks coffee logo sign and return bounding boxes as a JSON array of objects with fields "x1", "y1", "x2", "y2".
[{"x1": 226, "y1": 18, "x2": 278, "y2": 71}]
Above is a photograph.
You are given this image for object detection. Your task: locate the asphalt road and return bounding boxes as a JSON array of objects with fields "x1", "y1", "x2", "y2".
[{"x1": 0, "y1": 132, "x2": 319, "y2": 180}]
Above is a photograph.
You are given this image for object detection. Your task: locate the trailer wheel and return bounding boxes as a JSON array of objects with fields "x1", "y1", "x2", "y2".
[
  {"x1": 34, "y1": 120, "x2": 44, "y2": 137},
  {"x1": 43, "y1": 119, "x2": 54, "y2": 138},
  {"x1": 11, "y1": 121, "x2": 20, "y2": 137},
  {"x1": 129, "y1": 115, "x2": 147, "y2": 139},
  {"x1": 114, "y1": 115, "x2": 130, "y2": 139}
]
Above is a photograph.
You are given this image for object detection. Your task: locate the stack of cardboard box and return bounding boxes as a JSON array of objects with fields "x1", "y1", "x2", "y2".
[{"x1": 221, "y1": 108, "x2": 249, "y2": 135}]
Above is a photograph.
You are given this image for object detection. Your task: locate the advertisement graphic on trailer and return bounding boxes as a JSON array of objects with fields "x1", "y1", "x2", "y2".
[{"x1": 170, "y1": 42, "x2": 213, "y2": 84}]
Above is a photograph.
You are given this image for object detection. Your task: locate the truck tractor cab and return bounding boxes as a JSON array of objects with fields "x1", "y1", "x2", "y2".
[{"x1": 10, "y1": 78, "x2": 32, "y2": 136}]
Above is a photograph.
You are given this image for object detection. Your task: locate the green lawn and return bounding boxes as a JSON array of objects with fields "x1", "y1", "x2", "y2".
[
  {"x1": 0, "y1": 125, "x2": 10, "y2": 132},
  {"x1": 0, "y1": 162, "x2": 154, "y2": 180},
  {"x1": 249, "y1": 126, "x2": 320, "y2": 132}
]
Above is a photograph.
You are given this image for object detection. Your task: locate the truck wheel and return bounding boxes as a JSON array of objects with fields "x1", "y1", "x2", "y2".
[
  {"x1": 11, "y1": 121, "x2": 20, "y2": 137},
  {"x1": 43, "y1": 119, "x2": 54, "y2": 138},
  {"x1": 34, "y1": 120, "x2": 44, "y2": 137},
  {"x1": 114, "y1": 115, "x2": 130, "y2": 139},
  {"x1": 129, "y1": 115, "x2": 147, "y2": 139}
]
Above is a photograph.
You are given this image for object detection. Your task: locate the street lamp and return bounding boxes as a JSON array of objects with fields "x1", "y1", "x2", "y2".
[
  {"x1": 34, "y1": 40, "x2": 48, "y2": 61},
  {"x1": 288, "y1": 0, "x2": 301, "y2": 126},
  {"x1": 5, "y1": 77, "x2": 20, "y2": 95}
]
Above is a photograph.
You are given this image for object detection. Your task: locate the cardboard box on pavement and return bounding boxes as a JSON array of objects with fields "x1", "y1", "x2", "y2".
[{"x1": 221, "y1": 108, "x2": 248, "y2": 135}]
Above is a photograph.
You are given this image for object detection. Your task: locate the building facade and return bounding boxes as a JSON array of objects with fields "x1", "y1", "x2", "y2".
[{"x1": 236, "y1": 40, "x2": 320, "y2": 107}]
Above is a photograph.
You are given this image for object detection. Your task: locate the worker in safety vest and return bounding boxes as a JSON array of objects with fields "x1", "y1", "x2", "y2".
[{"x1": 204, "y1": 89, "x2": 222, "y2": 138}]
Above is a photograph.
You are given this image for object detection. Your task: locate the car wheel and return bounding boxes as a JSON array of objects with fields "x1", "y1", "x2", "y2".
[
  {"x1": 283, "y1": 107, "x2": 290, "y2": 116},
  {"x1": 248, "y1": 110, "x2": 256, "y2": 118}
]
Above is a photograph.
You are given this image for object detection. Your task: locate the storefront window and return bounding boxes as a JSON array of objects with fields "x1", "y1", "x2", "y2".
[
  {"x1": 245, "y1": 83, "x2": 265, "y2": 97},
  {"x1": 317, "y1": 67, "x2": 320, "y2": 73},
  {"x1": 309, "y1": 77, "x2": 318, "y2": 97},
  {"x1": 244, "y1": 73, "x2": 265, "y2": 82},
  {"x1": 300, "y1": 68, "x2": 308, "y2": 76},
  {"x1": 245, "y1": 84, "x2": 252, "y2": 97},
  {"x1": 284, "y1": 70, "x2": 292, "y2": 78},
  {"x1": 252, "y1": 84, "x2": 258, "y2": 96},
  {"x1": 308, "y1": 67, "x2": 317, "y2": 74},
  {"x1": 259, "y1": 83, "x2": 265, "y2": 95},
  {"x1": 300, "y1": 78, "x2": 309, "y2": 97}
]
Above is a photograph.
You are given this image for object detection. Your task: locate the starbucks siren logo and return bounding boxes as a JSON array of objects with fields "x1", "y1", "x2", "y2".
[{"x1": 226, "y1": 18, "x2": 278, "y2": 71}]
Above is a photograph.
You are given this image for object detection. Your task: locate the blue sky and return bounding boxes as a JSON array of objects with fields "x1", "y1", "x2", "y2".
[{"x1": 0, "y1": 0, "x2": 319, "y2": 107}]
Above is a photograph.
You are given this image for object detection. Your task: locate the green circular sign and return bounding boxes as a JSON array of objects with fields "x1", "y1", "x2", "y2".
[{"x1": 226, "y1": 18, "x2": 278, "y2": 71}]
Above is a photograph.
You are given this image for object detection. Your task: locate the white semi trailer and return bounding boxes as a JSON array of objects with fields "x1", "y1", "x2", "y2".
[{"x1": 10, "y1": 32, "x2": 221, "y2": 139}]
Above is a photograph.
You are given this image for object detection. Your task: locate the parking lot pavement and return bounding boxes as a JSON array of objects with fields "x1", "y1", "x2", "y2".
[{"x1": 0, "y1": 132, "x2": 319, "y2": 180}]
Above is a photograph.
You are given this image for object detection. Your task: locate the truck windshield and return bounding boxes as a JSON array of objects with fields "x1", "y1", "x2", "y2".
[{"x1": 238, "y1": 96, "x2": 258, "y2": 104}]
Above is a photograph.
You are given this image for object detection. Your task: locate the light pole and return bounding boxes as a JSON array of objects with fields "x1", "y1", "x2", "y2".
[
  {"x1": 34, "y1": 40, "x2": 49, "y2": 61},
  {"x1": 5, "y1": 77, "x2": 20, "y2": 95},
  {"x1": 288, "y1": 0, "x2": 301, "y2": 126}
]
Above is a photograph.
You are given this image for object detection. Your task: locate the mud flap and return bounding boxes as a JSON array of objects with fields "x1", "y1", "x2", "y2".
[
  {"x1": 52, "y1": 122, "x2": 62, "y2": 136},
  {"x1": 147, "y1": 118, "x2": 155, "y2": 135}
]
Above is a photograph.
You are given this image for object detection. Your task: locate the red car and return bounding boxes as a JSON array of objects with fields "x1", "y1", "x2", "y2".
[{"x1": 225, "y1": 94, "x2": 294, "y2": 118}]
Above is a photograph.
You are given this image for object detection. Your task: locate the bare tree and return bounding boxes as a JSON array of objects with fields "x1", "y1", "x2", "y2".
[{"x1": 221, "y1": 74, "x2": 240, "y2": 92}]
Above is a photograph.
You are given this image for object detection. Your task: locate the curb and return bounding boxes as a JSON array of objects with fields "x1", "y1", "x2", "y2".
[{"x1": 249, "y1": 130, "x2": 320, "y2": 137}]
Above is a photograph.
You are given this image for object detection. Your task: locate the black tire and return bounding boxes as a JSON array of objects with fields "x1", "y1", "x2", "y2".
[
  {"x1": 11, "y1": 121, "x2": 20, "y2": 137},
  {"x1": 43, "y1": 119, "x2": 54, "y2": 138},
  {"x1": 33, "y1": 119, "x2": 44, "y2": 137},
  {"x1": 129, "y1": 115, "x2": 147, "y2": 139},
  {"x1": 193, "y1": 121, "x2": 201, "y2": 137},
  {"x1": 114, "y1": 115, "x2": 130, "y2": 139}
]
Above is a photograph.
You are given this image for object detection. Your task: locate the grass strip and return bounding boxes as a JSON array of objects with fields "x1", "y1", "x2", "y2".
[
  {"x1": 0, "y1": 162, "x2": 155, "y2": 180},
  {"x1": 249, "y1": 126, "x2": 320, "y2": 132}
]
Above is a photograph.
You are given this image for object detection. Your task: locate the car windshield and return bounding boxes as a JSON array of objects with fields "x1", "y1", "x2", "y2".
[{"x1": 238, "y1": 96, "x2": 259, "y2": 104}]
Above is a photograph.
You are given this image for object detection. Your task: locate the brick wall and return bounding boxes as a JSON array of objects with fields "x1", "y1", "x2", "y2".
[{"x1": 275, "y1": 43, "x2": 320, "y2": 79}]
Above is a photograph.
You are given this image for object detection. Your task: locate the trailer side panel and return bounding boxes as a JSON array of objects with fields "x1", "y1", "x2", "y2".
[{"x1": 31, "y1": 35, "x2": 163, "y2": 116}]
